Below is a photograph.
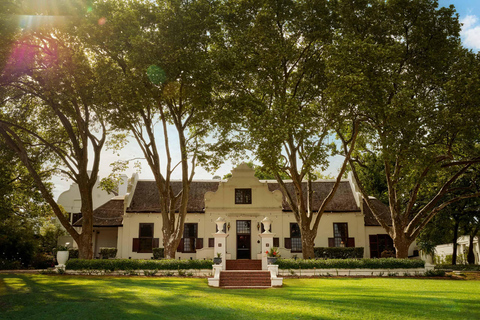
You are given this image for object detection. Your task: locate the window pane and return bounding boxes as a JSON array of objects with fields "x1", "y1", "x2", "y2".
[
  {"x1": 183, "y1": 223, "x2": 198, "y2": 252},
  {"x1": 235, "y1": 189, "x2": 252, "y2": 204},
  {"x1": 291, "y1": 238, "x2": 302, "y2": 252},
  {"x1": 237, "y1": 220, "x2": 251, "y2": 234},
  {"x1": 290, "y1": 223, "x2": 301, "y2": 238},
  {"x1": 184, "y1": 223, "x2": 197, "y2": 238},
  {"x1": 139, "y1": 238, "x2": 152, "y2": 253},
  {"x1": 139, "y1": 223, "x2": 154, "y2": 238},
  {"x1": 333, "y1": 223, "x2": 348, "y2": 247}
]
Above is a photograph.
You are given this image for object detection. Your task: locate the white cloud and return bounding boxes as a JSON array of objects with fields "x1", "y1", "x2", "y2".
[{"x1": 461, "y1": 15, "x2": 480, "y2": 51}]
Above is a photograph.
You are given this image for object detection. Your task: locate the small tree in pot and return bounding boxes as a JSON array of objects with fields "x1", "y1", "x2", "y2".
[
  {"x1": 213, "y1": 252, "x2": 222, "y2": 265},
  {"x1": 266, "y1": 247, "x2": 281, "y2": 265}
]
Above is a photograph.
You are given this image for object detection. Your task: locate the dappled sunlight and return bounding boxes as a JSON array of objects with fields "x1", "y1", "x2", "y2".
[
  {"x1": 1, "y1": 275, "x2": 479, "y2": 319},
  {"x1": 2, "y1": 277, "x2": 31, "y2": 294}
]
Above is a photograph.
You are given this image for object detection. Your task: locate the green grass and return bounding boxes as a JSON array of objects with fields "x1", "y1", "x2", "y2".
[{"x1": 1, "y1": 275, "x2": 479, "y2": 319}]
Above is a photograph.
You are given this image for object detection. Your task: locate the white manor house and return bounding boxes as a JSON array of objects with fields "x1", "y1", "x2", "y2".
[{"x1": 57, "y1": 163, "x2": 419, "y2": 260}]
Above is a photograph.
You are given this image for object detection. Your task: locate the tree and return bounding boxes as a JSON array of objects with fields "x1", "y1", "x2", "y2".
[
  {"x1": 0, "y1": 136, "x2": 55, "y2": 268},
  {"x1": 77, "y1": 0, "x2": 227, "y2": 258},
  {"x1": 218, "y1": 0, "x2": 360, "y2": 258},
  {"x1": 331, "y1": 0, "x2": 480, "y2": 257},
  {"x1": 0, "y1": 2, "x2": 110, "y2": 258}
]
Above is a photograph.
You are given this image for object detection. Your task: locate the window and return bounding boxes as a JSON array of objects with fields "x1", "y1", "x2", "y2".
[
  {"x1": 333, "y1": 223, "x2": 348, "y2": 247},
  {"x1": 235, "y1": 188, "x2": 252, "y2": 204},
  {"x1": 72, "y1": 213, "x2": 82, "y2": 224},
  {"x1": 183, "y1": 223, "x2": 198, "y2": 253},
  {"x1": 139, "y1": 223, "x2": 154, "y2": 253},
  {"x1": 369, "y1": 234, "x2": 394, "y2": 258},
  {"x1": 236, "y1": 220, "x2": 251, "y2": 234},
  {"x1": 290, "y1": 223, "x2": 302, "y2": 252}
]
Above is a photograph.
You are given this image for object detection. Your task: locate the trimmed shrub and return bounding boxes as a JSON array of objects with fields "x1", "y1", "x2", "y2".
[
  {"x1": 68, "y1": 249, "x2": 79, "y2": 259},
  {"x1": 153, "y1": 248, "x2": 164, "y2": 260},
  {"x1": 380, "y1": 250, "x2": 396, "y2": 258},
  {"x1": 31, "y1": 253, "x2": 55, "y2": 269},
  {"x1": 435, "y1": 264, "x2": 480, "y2": 271},
  {"x1": 65, "y1": 259, "x2": 213, "y2": 271},
  {"x1": 276, "y1": 258, "x2": 425, "y2": 269},
  {"x1": 99, "y1": 248, "x2": 117, "y2": 259},
  {"x1": 425, "y1": 269, "x2": 445, "y2": 277},
  {"x1": 314, "y1": 247, "x2": 364, "y2": 259}
]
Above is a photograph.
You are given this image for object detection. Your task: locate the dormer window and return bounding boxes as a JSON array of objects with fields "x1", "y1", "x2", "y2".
[{"x1": 235, "y1": 188, "x2": 252, "y2": 204}]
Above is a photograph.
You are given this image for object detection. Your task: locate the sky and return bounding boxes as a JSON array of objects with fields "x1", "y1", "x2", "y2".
[
  {"x1": 439, "y1": 0, "x2": 480, "y2": 50},
  {"x1": 51, "y1": 0, "x2": 480, "y2": 199}
]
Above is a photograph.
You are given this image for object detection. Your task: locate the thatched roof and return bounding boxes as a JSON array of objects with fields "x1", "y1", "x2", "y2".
[
  {"x1": 362, "y1": 198, "x2": 393, "y2": 226},
  {"x1": 73, "y1": 198, "x2": 124, "y2": 227},
  {"x1": 127, "y1": 180, "x2": 220, "y2": 213},
  {"x1": 127, "y1": 179, "x2": 360, "y2": 213},
  {"x1": 267, "y1": 180, "x2": 360, "y2": 212}
]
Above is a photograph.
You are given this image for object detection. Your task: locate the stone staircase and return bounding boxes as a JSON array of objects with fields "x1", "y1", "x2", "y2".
[
  {"x1": 226, "y1": 259, "x2": 262, "y2": 270},
  {"x1": 218, "y1": 260, "x2": 270, "y2": 289},
  {"x1": 219, "y1": 270, "x2": 271, "y2": 289}
]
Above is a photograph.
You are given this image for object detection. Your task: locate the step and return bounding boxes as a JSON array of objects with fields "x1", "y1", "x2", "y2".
[
  {"x1": 219, "y1": 270, "x2": 271, "y2": 287},
  {"x1": 226, "y1": 259, "x2": 262, "y2": 270}
]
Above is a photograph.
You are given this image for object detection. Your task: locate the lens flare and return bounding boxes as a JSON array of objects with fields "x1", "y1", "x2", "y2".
[{"x1": 147, "y1": 65, "x2": 167, "y2": 84}]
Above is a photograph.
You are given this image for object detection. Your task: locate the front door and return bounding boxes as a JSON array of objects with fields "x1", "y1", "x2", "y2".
[{"x1": 236, "y1": 220, "x2": 251, "y2": 259}]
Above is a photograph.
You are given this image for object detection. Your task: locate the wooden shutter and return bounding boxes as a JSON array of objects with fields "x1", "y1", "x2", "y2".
[
  {"x1": 328, "y1": 238, "x2": 335, "y2": 248},
  {"x1": 369, "y1": 235, "x2": 378, "y2": 258},
  {"x1": 347, "y1": 237, "x2": 355, "y2": 247},
  {"x1": 273, "y1": 237, "x2": 279, "y2": 247},
  {"x1": 208, "y1": 238, "x2": 214, "y2": 247},
  {"x1": 132, "y1": 238, "x2": 140, "y2": 252},
  {"x1": 284, "y1": 238, "x2": 291, "y2": 249},
  {"x1": 153, "y1": 238, "x2": 160, "y2": 248},
  {"x1": 196, "y1": 238, "x2": 203, "y2": 249},
  {"x1": 177, "y1": 238, "x2": 184, "y2": 252}
]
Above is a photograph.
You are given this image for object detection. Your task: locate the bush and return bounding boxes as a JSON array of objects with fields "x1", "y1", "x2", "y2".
[
  {"x1": 31, "y1": 253, "x2": 55, "y2": 269},
  {"x1": 99, "y1": 248, "x2": 117, "y2": 259},
  {"x1": 276, "y1": 258, "x2": 425, "y2": 269},
  {"x1": 314, "y1": 247, "x2": 364, "y2": 259},
  {"x1": 425, "y1": 269, "x2": 445, "y2": 277},
  {"x1": 435, "y1": 264, "x2": 480, "y2": 271},
  {"x1": 69, "y1": 249, "x2": 79, "y2": 259},
  {"x1": 153, "y1": 248, "x2": 164, "y2": 260},
  {"x1": 380, "y1": 250, "x2": 396, "y2": 258},
  {"x1": 0, "y1": 259, "x2": 22, "y2": 270},
  {"x1": 65, "y1": 259, "x2": 213, "y2": 271}
]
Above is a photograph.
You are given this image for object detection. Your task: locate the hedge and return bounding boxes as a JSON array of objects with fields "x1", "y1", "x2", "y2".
[
  {"x1": 314, "y1": 247, "x2": 364, "y2": 259},
  {"x1": 435, "y1": 264, "x2": 480, "y2": 271},
  {"x1": 99, "y1": 248, "x2": 117, "y2": 259},
  {"x1": 65, "y1": 259, "x2": 213, "y2": 271},
  {"x1": 276, "y1": 258, "x2": 425, "y2": 269},
  {"x1": 153, "y1": 248, "x2": 164, "y2": 259}
]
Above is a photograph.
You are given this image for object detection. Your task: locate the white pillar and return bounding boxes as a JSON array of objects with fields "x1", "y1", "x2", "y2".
[
  {"x1": 208, "y1": 265, "x2": 222, "y2": 287},
  {"x1": 259, "y1": 217, "x2": 275, "y2": 270},
  {"x1": 213, "y1": 217, "x2": 228, "y2": 270}
]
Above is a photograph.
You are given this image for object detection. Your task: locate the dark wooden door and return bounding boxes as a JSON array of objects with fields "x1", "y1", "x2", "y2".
[{"x1": 236, "y1": 220, "x2": 251, "y2": 259}]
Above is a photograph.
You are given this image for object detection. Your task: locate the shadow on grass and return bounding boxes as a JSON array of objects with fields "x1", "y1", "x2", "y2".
[{"x1": 1, "y1": 275, "x2": 479, "y2": 320}]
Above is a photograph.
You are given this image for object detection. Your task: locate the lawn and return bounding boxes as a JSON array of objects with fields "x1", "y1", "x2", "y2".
[{"x1": 1, "y1": 274, "x2": 479, "y2": 320}]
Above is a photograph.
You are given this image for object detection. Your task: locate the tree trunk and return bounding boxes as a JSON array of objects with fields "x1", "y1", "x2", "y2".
[
  {"x1": 394, "y1": 236, "x2": 411, "y2": 258},
  {"x1": 76, "y1": 189, "x2": 93, "y2": 260},
  {"x1": 452, "y1": 220, "x2": 459, "y2": 265},
  {"x1": 77, "y1": 233, "x2": 93, "y2": 259},
  {"x1": 467, "y1": 235, "x2": 475, "y2": 264},
  {"x1": 301, "y1": 229, "x2": 316, "y2": 259},
  {"x1": 163, "y1": 232, "x2": 180, "y2": 259}
]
